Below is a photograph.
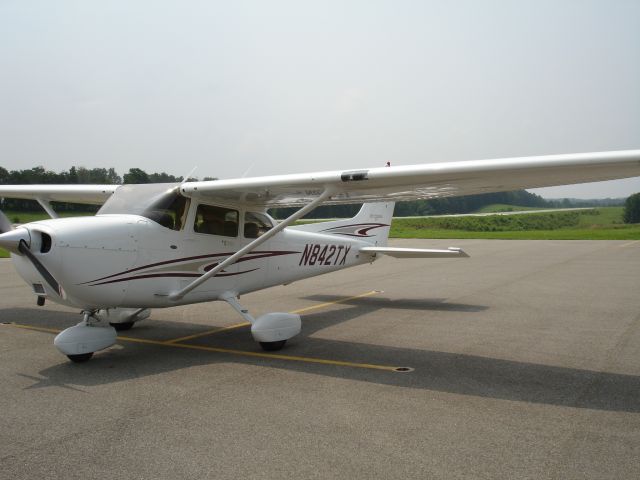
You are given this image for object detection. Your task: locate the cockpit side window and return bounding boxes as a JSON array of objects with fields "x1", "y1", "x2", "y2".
[
  {"x1": 97, "y1": 183, "x2": 191, "y2": 231},
  {"x1": 244, "y1": 212, "x2": 274, "y2": 239},
  {"x1": 145, "y1": 193, "x2": 190, "y2": 231},
  {"x1": 194, "y1": 204, "x2": 238, "y2": 237}
]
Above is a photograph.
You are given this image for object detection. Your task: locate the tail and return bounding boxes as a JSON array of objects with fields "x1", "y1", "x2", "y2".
[{"x1": 291, "y1": 202, "x2": 395, "y2": 246}]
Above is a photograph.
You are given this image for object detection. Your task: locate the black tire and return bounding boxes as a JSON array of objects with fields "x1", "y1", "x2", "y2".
[
  {"x1": 67, "y1": 352, "x2": 93, "y2": 363},
  {"x1": 110, "y1": 321, "x2": 134, "y2": 332},
  {"x1": 259, "y1": 340, "x2": 287, "y2": 351}
]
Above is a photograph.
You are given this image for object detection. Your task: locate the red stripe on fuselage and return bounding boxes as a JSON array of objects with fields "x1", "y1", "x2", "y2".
[{"x1": 81, "y1": 250, "x2": 299, "y2": 285}]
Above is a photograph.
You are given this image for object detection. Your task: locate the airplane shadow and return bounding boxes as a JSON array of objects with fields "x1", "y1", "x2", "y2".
[
  {"x1": 300, "y1": 294, "x2": 489, "y2": 313},
  {"x1": 4, "y1": 299, "x2": 640, "y2": 413}
]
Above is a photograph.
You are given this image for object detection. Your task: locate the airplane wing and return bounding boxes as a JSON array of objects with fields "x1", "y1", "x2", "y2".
[
  {"x1": 1, "y1": 150, "x2": 639, "y2": 209},
  {"x1": 0, "y1": 185, "x2": 119, "y2": 205},
  {"x1": 180, "y1": 150, "x2": 640, "y2": 207}
]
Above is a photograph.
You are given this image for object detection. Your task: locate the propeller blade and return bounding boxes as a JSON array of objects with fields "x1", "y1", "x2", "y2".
[
  {"x1": 0, "y1": 228, "x2": 29, "y2": 254},
  {"x1": 0, "y1": 210, "x2": 13, "y2": 234},
  {"x1": 18, "y1": 239, "x2": 61, "y2": 296}
]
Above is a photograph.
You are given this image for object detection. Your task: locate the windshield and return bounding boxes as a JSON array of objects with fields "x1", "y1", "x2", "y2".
[{"x1": 98, "y1": 183, "x2": 190, "y2": 230}]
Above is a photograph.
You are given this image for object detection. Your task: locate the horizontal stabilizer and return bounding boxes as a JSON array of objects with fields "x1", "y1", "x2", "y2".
[{"x1": 359, "y1": 246, "x2": 469, "y2": 258}]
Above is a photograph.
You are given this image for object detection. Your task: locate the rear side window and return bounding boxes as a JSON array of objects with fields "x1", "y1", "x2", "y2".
[{"x1": 194, "y1": 204, "x2": 238, "y2": 237}]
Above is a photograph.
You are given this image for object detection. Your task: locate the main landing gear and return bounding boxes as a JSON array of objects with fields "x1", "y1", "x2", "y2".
[
  {"x1": 110, "y1": 321, "x2": 134, "y2": 332},
  {"x1": 97, "y1": 307, "x2": 150, "y2": 332},
  {"x1": 220, "y1": 292, "x2": 301, "y2": 352}
]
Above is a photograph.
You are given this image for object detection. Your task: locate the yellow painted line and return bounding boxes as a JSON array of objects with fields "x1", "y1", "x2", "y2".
[
  {"x1": 162, "y1": 290, "x2": 381, "y2": 344},
  {"x1": 2, "y1": 323, "x2": 61, "y2": 334},
  {"x1": 125, "y1": 337, "x2": 399, "y2": 371},
  {"x1": 164, "y1": 322, "x2": 249, "y2": 344},
  {"x1": 618, "y1": 240, "x2": 640, "y2": 248},
  {"x1": 5, "y1": 322, "x2": 405, "y2": 372}
]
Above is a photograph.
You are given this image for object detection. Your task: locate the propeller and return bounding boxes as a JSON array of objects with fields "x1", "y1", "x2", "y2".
[
  {"x1": 18, "y1": 239, "x2": 61, "y2": 296},
  {"x1": 0, "y1": 210, "x2": 62, "y2": 296},
  {"x1": 0, "y1": 209, "x2": 13, "y2": 234}
]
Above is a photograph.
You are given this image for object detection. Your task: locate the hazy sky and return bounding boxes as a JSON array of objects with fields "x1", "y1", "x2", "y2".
[{"x1": 1, "y1": 0, "x2": 639, "y2": 198}]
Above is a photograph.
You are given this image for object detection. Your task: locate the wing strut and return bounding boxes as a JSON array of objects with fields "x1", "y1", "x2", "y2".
[
  {"x1": 36, "y1": 198, "x2": 58, "y2": 219},
  {"x1": 168, "y1": 187, "x2": 335, "y2": 301}
]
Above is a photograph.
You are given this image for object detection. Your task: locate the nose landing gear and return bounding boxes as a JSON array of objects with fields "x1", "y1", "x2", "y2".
[{"x1": 54, "y1": 310, "x2": 117, "y2": 363}]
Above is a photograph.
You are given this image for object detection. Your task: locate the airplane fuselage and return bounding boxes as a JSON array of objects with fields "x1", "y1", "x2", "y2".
[{"x1": 11, "y1": 214, "x2": 375, "y2": 310}]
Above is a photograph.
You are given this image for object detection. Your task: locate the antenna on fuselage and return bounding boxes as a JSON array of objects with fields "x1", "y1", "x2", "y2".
[
  {"x1": 241, "y1": 162, "x2": 255, "y2": 178},
  {"x1": 181, "y1": 166, "x2": 198, "y2": 185}
]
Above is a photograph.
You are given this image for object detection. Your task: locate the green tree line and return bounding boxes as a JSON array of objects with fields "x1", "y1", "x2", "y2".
[
  {"x1": 624, "y1": 193, "x2": 640, "y2": 224},
  {"x1": 0, "y1": 165, "x2": 203, "y2": 212}
]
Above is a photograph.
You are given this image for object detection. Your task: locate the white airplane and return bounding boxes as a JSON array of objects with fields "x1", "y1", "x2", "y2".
[{"x1": 1, "y1": 150, "x2": 639, "y2": 363}]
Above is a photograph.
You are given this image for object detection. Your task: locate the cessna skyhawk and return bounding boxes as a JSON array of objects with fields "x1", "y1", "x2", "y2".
[{"x1": 1, "y1": 150, "x2": 639, "y2": 362}]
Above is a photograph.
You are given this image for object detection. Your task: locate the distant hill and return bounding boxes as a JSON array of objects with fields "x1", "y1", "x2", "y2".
[{"x1": 544, "y1": 198, "x2": 626, "y2": 207}]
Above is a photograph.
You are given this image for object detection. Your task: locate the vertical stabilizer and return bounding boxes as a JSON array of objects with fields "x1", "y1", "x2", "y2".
[{"x1": 290, "y1": 202, "x2": 395, "y2": 246}]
